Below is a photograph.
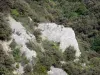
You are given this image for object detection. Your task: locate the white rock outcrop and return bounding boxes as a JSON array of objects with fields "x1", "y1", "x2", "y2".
[
  {"x1": 8, "y1": 16, "x2": 37, "y2": 61},
  {"x1": 48, "y1": 66, "x2": 67, "y2": 75},
  {"x1": 38, "y1": 23, "x2": 81, "y2": 57},
  {"x1": 13, "y1": 63, "x2": 24, "y2": 75}
]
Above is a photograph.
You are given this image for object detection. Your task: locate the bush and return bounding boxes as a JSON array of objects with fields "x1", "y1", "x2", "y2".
[
  {"x1": 63, "y1": 46, "x2": 76, "y2": 61},
  {"x1": 33, "y1": 29, "x2": 42, "y2": 42},
  {"x1": 36, "y1": 40, "x2": 63, "y2": 70},
  {"x1": 0, "y1": 0, "x2": 14, "y2": 12},
  {"x1": 90, "y1": 57, "x2": 100, "y2": 67},
  {"x1": 86, "y1": 50, "x2": 100, "y2": 60},
  {"x1": 62, "y1": 62, "x2": 83, "y2": 75},
  {"x1": 10, "y1": 39, "x2": 17, "y2": 49},
  {"x1": 91, "y1": 37, "x2": 100, "y2": 53},
  {"x1": 68, "y1": 12, "x2": 78, "y2": 19},
  {"x1": 26, "y1": 40, "x2": 41, "y2": 52},
  {"x1": 13, "y1": 0, "x2": 31, "y2": 16},
  {"x1": 10, "y1": 40, "x2": 22, "y2": 62},
  {"x1": 24, "y1": 64, "x2": 32, "y2": 73},
  {"x1": 33, "y1": 29, "x2": 41, "y2": 37},
  {"x1": 11, "y1": 9, "x2": 20, "y2": 17},
  {"x1": 0, "y1": 44, "x2": 14, "y2": 75},
  {"x1": 32, "y1": 40, "x2": 63, "y2": 74},
  {"x1": 33, "y1": 63, "x2": 47, "y2": 75},
  {"x1": 42, "y1": 40, "x2": 60, "y2": 51},
  {"x1": 21, "y1": 54, "x2": 29, "y2": 65},
  {"x1": 12, "y1": 47, "x2": 21, "y2": 62},
  {"x1": 75, "y1": 3, "x2": 88, "y2": 15},
  {"x1": 87, "y1": 68, "x2": 100, "y2": 75},
  {"x1": 0, "y1": 13, "x2": 12, "y2": 40}
]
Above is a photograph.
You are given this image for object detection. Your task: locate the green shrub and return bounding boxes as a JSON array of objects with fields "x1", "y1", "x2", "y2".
[
  {"x1": 62, "y1": 62, "x2": 83, "y2": 75},
  {"x1": 0, "y1": 44, "x2": 14, "y2": 75},
  {"x1": 11, "y1": 9, "x2": 20, "y2": 17},
  {"x1": 86, "y1": 50, "x2": 100, "y2": 60},
  {"x1": 0, "y1": 0, "x2": 14, "y2": 12},
  {"x1": 0, "y1": 13, "x2": 12, "y2": 40},
  {"x1": 33, "y1": 29, "x2": 42, "y2": 42},
  {"x1": 26, "y1": 40, "x2": 41, "y2": 52},
  {"x1": 10, "y1": 40, "x2": 21, "y2": 62},
  {"x1": 87, "y1": 68, "x2": 100, "y2": 75},
  {"x1": 10, "y1": 39, "x2": 17, "y2": 49},
  {"x1": 63, "y1": 46, "x2": 76, "y2": 61},
  {"x1": 16, "y1": 63, "x2": 19, "y2": 68},
  {"x1": 24, "y1": 64, "x2": 32, "y2": 73},
  {"x1": 68, "y1": 12, "x2": 78, "y2": 19},
  {"x1": 12, "y1": 47, "x2": 21, "y2": 62},
  {"x1": 33, "y1": 63, "x2": 47, "y2": 75},
  {"x1": 90, "y1": 57, "x2": 100, "y2": 67},
  {"x1": 32, "y1": 40, "x2": 63, "y2": 74},
  {"x1": 75, "y1": 3, "x2": 88, "y2": 15},
  {"x1": 33, "y1": 29, "x2": 41, "y2": 37},
  {"x1": 36, "y1": 40, "x2": 63, "y2": 70},
  {"x1": 26, "y1": 41, "x2": 34, "y2": 50},
  {"x1": 42, "y1": 40, "x2": 60, "y2": 51},
  {"x1": 13, "y1": 0, "x2": 31, "y2": 16},
  {"x1": 21, "y1": 54, "x2": 29, "y2": 65},
  {"x1": 86, "y1": 57, "x2": 100, "y2": 75},
  {"x1": 91, "y1": 37, "x2": 100, "y2": 53}
]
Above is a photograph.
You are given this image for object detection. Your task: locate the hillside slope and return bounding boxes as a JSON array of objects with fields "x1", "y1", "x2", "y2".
[{"x1": 0, "y1": 0, "x2": 100, "y2": 75}]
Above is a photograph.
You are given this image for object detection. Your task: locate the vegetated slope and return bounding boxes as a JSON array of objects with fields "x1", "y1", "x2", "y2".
[
  {"x1": 0, "y1": 0, "x2": 100, "y2": 75},
  {"x1": 37, "y1": 23, "x2": 81, "y2": 57}
]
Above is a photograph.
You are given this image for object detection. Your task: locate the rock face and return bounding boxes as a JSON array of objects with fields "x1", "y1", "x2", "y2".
[
  {"x1": 38, "y1": 23, "x2": 81, "y2": 57},
  {"x1": 48, "y1": 66, "x2": 67, "y2": 75},
  {"x1": 8, "y1": 16, "x2": 36, "y2": 61}
]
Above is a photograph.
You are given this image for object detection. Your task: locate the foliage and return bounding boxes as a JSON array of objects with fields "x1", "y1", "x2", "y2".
[
  {"x1": 0, "y1": 0, "x2": 14, "y2": 12},
  {"x1": 10, "y1": 40, "x2": 21, "y2": 62},
  {"x1": 21, "y1": 54, "x2": 29, "y2": 65},
  {"x1": 24, "y1": 64, "x2": 32, "y2": 73},
  {"x1": 13, "y1": 0, "x2": 32, "y2": 16},
  {"x1": 62, "y1": 62, "x2": 84, "y2": 75},
  {"x1": 33, "y1": 40, "x2": 63, "y2": 74},
  {"x1": 62, "y1": 57, "x2": 100, "y2": 75},
  {"x1": 26, "y1": 40, "x2": 41, "y2": 53},
  {"x1": 42, "y1": 40, "x2": 60, "y2": 51},
  {"x1": 90, "y1": 57, "x2": 100, "y2": 67},
  {"x1": 33, "y1": 63, "x2": 47, "y2": 75},
  {"x1": 63, "y1": 46, "x2": 76, "y2": 61},
  {"x1": 0, "y1": 0, "x2": 100, "y2": 75},
  {"x1": 0, "y1": 44, "x2": 14, "y2": 75},
  {"x1": 11, "y1": 9, "x2": 20, "y2": 17},
  {"x1": 91, "y1": 37, "x2": 100, "y2": 53},
  {"x1": 33, "y1": 29, "x2": 42, "y2": 42},
  {"x1": 33, "y1": 29, "x2": 41, "y2": 37},
  {"x1": 0, "y1": 13, "x2": 12, "y2": 40},
  {"x1": 12, "y1": 47, "x2": 21, "y2": 62},
  {"x1": 10, "y1": 39, "x2": 17, "y2": 48},
  {"x1": 75, "y1": 3, "x2": 88, "y2": 15}
]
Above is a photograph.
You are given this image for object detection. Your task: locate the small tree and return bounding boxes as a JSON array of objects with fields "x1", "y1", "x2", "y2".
[
  {"x1": 0, "y1": 44, "x2": 14, "y2": 75},
  {"x1": 33, "y1": 29, "x2": 42, "y2": 42},
  {"x1": 91, "y1": 37, "x2": 100, "y2": 53},
  {"x1": 64, "y1": 46, "x2": 76, "y2": 61},
  {"x1": 0, "y1": 13, "x2": 12, "y2": 40}
]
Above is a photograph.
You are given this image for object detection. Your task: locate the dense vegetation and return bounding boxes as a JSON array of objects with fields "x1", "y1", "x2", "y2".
[
  {"x1": 0, "y1": 44, "x2": 14, "y2": 75},
  {"x1": 0, "y1": 13, "x2": 11, "y2": 40},
  {"x1": 0, "y1": 0, "x2": 100, "y2": 75}
]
